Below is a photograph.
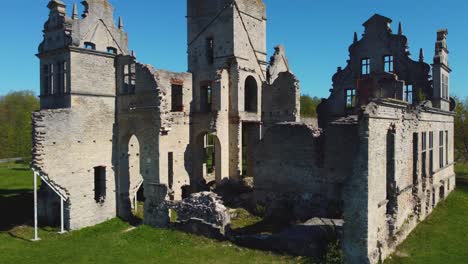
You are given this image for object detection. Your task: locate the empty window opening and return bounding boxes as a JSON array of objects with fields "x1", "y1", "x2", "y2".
[
  {"x1": 171, "y1": 85, "x2": 184, "y2": 112},
  {"x1": 244, "y1": 76, "x2": 258, "y2": 112},
  {"x1": 168, "y1": 152, "x2": 174, "y2": 200},
  {"x1": 386, "y1": 128, "x2": 397, "y2": 215},
  {"x1": 405, "y1": 84, "x2": 413, "y2": 104},
  {"x1": 205, "y1": 134, "x2": 215, "y2": 175},
  {"x1": 384, "y1": 55, "x2": 394, "y2": 72},
  {"x1": 439, "y1": 185, "x2": 445, "y2": 200},
  {"x1": 107, "y1": 47, "x2": 117, "y2": 54},
  {"x1": 429, "y1": 131, "x2": 434, "y2": 174},
  {"x1": 446, "y1": 131, "x2": 449, "y2": 165},
  {"x1": 422, "y1": 132, "x2": 427, "y2": 179},
  {"x1": 442, "y1": 74, "x2": 449, "y2": 99},
  {"x1": 346, "y1": 88, "x2": 356, "y2": 109},
  {"x1": 123, "y1": 63, "x2": 136, "y2": 94},
  {"x1": 84, "y1": 42, "x2": 96, "y2": 50},
  {"x1": 206, "y1": 38, "x2": 214, "y2": 64},
  {"x1": 413, "y1": 133, "x2": 418, "y2": 185},
  {"x1": 94, "y1": 166, "x2": 106, "y2": 203},
  {"x1": 439, "y1": 131, "x2": 444, "y2": 169},
  {"x1": 200, "y1": 84, "x2": 212, "y2": 112},
  {"x1": 361, "y1": 58, "x2": 370, "y2": 76},
  {"x1": 42, "y1": 64, "x2": 52, "y2": 95}
]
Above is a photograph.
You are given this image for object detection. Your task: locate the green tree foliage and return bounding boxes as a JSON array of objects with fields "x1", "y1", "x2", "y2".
[
  {"x1": 0, "y1": 91, "x2": 39, "y2": 159},
  {"x1": 454, "y1": 97, "x2": 468, "y2": 162},
  {"x1": 300, "y1": 94, "x2": 321, "y2": 118}
]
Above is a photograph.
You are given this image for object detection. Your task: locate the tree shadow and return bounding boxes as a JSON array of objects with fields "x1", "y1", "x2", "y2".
[{"x1": 0, "y1": 189, "x2": 33, "y2": 231}]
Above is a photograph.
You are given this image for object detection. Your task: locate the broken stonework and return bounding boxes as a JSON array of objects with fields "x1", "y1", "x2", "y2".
[{"x1": 167, "y1": 192, "x2": 231, "y2": 233}]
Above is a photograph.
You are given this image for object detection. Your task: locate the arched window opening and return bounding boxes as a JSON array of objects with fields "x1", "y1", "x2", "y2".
[
  {"x1": 84, "y1": 42, "x2": 96, "y2": 50},
  {"x1": 244, "y1": 76, "x2": 258, "y2": 112},
  {"x1": 107, "y1": 47, "x2": 118, "y2": 54}
]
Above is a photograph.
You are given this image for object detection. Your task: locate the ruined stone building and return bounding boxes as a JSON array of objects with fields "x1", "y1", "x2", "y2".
[{"x1": 33, "y1": 1, "x2": 455, "y2": 263}]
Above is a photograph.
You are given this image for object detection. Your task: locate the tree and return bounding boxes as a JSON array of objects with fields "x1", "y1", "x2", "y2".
[
  {"x1": 0, "y1": 91, "x2": 39, "y2": 159},
  {"x1": 300, "y1": 94, "x2": 321, "y2": 118},
  {"x1": 454, "y1": 96, "x2": 468, "y2": 162}
]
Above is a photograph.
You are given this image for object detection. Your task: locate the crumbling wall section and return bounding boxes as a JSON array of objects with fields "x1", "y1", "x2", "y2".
[
  {"x1": 343, "y1": 99, "x2": 456, "y2": 263},
  {"x1": 262, "y1": 72, "x2": 300, "y2": 133}
]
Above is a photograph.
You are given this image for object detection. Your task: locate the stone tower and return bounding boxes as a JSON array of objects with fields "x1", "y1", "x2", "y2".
[
  {"x1": 432, "y1": 29, "x2": 451, "y2": 111},
  {"x1": 187, "y1": 0, "x2": 268, "y2": 183},
  {"x1": 35, "y1": 0, "x2": 128, "y2": 229}
]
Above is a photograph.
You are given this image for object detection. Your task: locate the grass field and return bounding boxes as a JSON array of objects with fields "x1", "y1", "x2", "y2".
[
  {"x1": 0, "y1": 162, "x2": 303, "y2": 264},
  {"x1": 1, "y1": 162, "x2": 467, "y2": 263},
  {"x1": 385, "y1": 163, "x2": 468, "y2": 264}
]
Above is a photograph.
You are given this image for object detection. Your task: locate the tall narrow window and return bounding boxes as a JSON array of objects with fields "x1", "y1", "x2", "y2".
[
  {"x1": 386, "y1": 128, "x2": 396, "y2": 215},
  {"x1": 84, "y1": 42, "x2": 96, "y2": 50},
  {"x1": 439, "y1": 131, "x2": 444, "y2": 168},
  {"x1": 62, "y1": 61, "x2": 68, "y2": 93},
  {"x1": 49, "y1": 64, "x2": 55, "y2": 95},
  {"x1": 346, "y1": 88, "x2": 356, "y2": 109},
  {"x1": 123, "y1": 63, "x2": 136, "y2": 94},
  {"x1": 206, "y1": 38, "x2": 214, "y2": 64},
  {"x1": 42, "y1": 64, "x2": 50, "y2": 95},
  {"x1": 442, "y1": 74, "x2": 449, "y2": 99},
  {"x1": 384, "y1": 55, "x2": 394, "y2": 72},
  {"x1": 405, "y1": 84, "x2": 413, "y2": 104},
  {"x1": 200, "y1": 84, "x2": 212, "y2": 112},
  {"x1": 94, "y1": 166, "x2": 106, "y2": 203},
  {"x1": 244, "y1": 76, "x2": 258, "y2": 112},
  {"x1": 429, "y1": 132, "x2": 434, "y2": 174},
  {"x1": 171, "y1": 85, "x2": 184, "y2": 112},
  {"x1": 422, "y1": 132, "x2": 427, "y2": 179},
  {"x1": 56, "y1": 62, "x2": 64, "y2": 94},
  {"x1": 413, "y1": 133, "x2": 419, "y2": 185},
  {"x1": 446, "y1": 130, "x2": 449, "y2": 165},
  {"x1": 205, "y1": 134, "x2": 215, "y2": 174},
  {"x1": 361, "y1": 58, "x2": 370, "y2": 76},
  {"x1": 168, "y1": 152, "x2": 174, "y2": 190}
]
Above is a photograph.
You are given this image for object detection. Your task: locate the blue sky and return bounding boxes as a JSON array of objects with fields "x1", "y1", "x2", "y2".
[{"x1": 0, "y1": 0, "x2": 467, "y2": 98}]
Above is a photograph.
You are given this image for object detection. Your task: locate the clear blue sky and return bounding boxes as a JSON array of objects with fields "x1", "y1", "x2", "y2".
[{"x1": 0, "y1": 0, "x2": 467, "y2": 98}]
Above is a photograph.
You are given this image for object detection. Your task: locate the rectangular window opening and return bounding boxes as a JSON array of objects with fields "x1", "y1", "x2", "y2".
[
  {"x1": 429, "y1": 132, "x2": 434, "y2": 174},
  {"x1": 384, "y1": 55, "x2": 394, "y2": 72},
  {"x1": 361, "y1": 58, "x2": 370, "y2": 76},
  {"x1": 405, "y1": 84, "x2": 413, "y2": 104},
  {"x1": 94, "y1": 166, "x2": 106, "y2": 203},
  {"x1": 346, "y1": 88, "x2": 356, "y2": 109},
  {"x1": 168, "y1": 152, "x2": 174, "y2": 190},
  {"x1": 206, "y1": 38, "x2": 214, "y2": 64},
  {"x1": 201, "y1": 85, "x2": 212, "y2": 112},
  {"x1": 171, "y1": 85, "x2": 184, "y2": 112},
  {"x1": 413, "y1": 133, "x2": 418, "y2": 185},
  {"x1": 439, "y1": 131, "x2": 444, "y2": 168}
]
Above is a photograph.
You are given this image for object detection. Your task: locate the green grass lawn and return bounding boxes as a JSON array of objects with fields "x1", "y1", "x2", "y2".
[
  {"x1": 0, "y1": 162, "x2": 304, "y2": 264},
  {"x1": 385, "y1": 163, "x2": 468, "y2": 264},
  {"x1": 1, "y1": 162, "x2": 467, "y2": 263}
]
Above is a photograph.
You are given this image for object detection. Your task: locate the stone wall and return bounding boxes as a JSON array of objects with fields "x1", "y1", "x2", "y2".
[
  {"x1": 33, "y1": 95, "x2": 116, "y2": 230},
  {"x1": 343, "y1": 100, "x2": 456, "y2": 263}
]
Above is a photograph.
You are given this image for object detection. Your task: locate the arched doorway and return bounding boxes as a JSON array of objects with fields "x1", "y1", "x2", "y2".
[
  {"x1": 244, "y1": 76, "x2": 258, "y2": 112},
  {"x1": 195, "y1": 132, "x2": 222, "y2": 186},
  {"x1": 128, "y1": 135, "x2": 144, "y2": 219}
]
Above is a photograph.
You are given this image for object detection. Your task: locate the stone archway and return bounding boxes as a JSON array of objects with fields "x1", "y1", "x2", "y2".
[
  {"x1": 118, "y1": 134, "x2": 144, "y2": 220},
  {"x1": 244, "y1": 75, "x2": 258, "y2": 112}
]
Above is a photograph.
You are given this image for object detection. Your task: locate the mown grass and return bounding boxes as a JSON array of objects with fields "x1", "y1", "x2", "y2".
[
  {"x1": 0, "y1": 161, "x2": 305, "y2": 264},
  {"x1": 385, "y1": 163, "x2": 468, "y2": 264}
]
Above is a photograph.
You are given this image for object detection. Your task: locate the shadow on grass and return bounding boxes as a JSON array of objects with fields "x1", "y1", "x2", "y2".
[{"x1": 0, "y1": 189, "x2": 33, "y2": 231}]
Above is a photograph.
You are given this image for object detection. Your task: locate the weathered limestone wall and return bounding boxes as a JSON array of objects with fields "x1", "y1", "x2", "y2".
[
  {"x1": 343, "y1": 100, "x2": 456, "y2": 263},
  {"x1": 33, "y1": 95, "x2": 116, "y2": 230},
  {"x1": 262, "y1": 71, "x2": 300, "y2": 133}
]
